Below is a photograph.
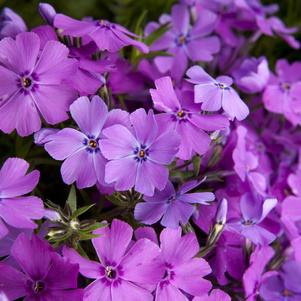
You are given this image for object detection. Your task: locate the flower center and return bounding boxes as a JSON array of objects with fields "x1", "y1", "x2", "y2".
[
  {"x1": 176, "y1": 34, "x2": 189, "y2": 46},
  {"x1": 281, "y1": 82, "x2": 291, "y2": 91},
  {"x1": 22, "y1": 77, "x2": 32, "y2": 88},
  {"x1": 88, "y1": 139, "x2": 98, "y2": 148},
  {"x1": 243, "y1": 219, "x2": 255, "y2": 226},
  {"x1": 105, "y1": 266, "x2": 117, "y2": 279},
  {"x1": 83, "y1": 136, "x2": 100, "y2": 153},
  {"x1": 282, "y1": 289, "x2": 293, "y2": 297},
  {"x1": 177, "y1": 110, "x2": 185, "y2": 118},
  {"x1": 134, "y1": 145, "x2": 149, "y2": 162},
  {"x1": 139, "y1": 150, "x2": 145, "y2": 158},
  {"x1": 33, "y1": 280, "x2": 45, "y2": 293},
  {"x1": 215, "y1": 82, "x2": 228, "y2": 90}
]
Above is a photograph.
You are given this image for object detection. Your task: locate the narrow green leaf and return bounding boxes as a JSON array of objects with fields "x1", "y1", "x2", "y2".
[
  {"x1": 67, "y1": 185, "x2": 77, "y2": 214},
  {"x1": 71, "y1": 204, "x2": 95, "y2": 219}
]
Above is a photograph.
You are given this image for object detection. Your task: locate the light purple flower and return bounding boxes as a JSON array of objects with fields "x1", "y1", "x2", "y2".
[
  {"x1": 0, "y1": 233, "x2": 83, "y2": 301},
  {"x1": 263, "y1": 59, "x2": 301, "y2": 126},
  {"x1": 54, "y1": 14, "x2": 149, "y2": 53},
  {"x1": 100, "y1": 108, "x2": 180, "y2": 196},
  {"x1": 256, "y1": 16, "x2": 300, "y2": 49},
  {"x1": 39, "y1": 3, "x2": 56, "y2": 25},
  {"x1": 150, "y1": 76, "x2": 229, "y2": 159},
  {"x1": 135, "y1": 180, "x2": 214, "y2": 228},
  {"x1": 151, "y1": 4, "x2": 220, "y2": 80},
  {"x1": 0, "y1": 31, "x2": 77, "y2": 136},
  {"x1": 0, "y1": 8, "x2": 27, "y2": 38},
  {"x1": 187, "y1": 65, "x2": 249, "y2": 120},
  {"x1": 155, "y1": 227, "x2": 212, "y2": 300},
  {"x1": 44, "y1": 95, "x2": 127, "y2": 189},
  {"x1": 233, "y1": 126, "x2": 267, "y2": 195},
  {"x1": 243, "y1": 246, "x2": 275, "y2": 301},
  {"x1": 63, "y1": 219, "x2": 163, "y2": 301},
  {"x1": 232, "y1": 57, "x2": 270, "y2": 94},
  {"x1": 259, "y1": 261, "x2": 301, "y2": 301},
  {"x1": 193, "y1": 289, "x2": 231, "y2": 301},
  {"x1": 0, "y1": 158, "x2": 44, "y2": 239},
  {"x1": 226, "y1": 193, "x2": 277, "y2": 245}
]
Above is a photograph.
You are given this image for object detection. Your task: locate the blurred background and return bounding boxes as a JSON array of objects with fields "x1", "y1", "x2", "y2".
[{"x1": 0, "y1": 0, "x2": 300, "y2": 63}]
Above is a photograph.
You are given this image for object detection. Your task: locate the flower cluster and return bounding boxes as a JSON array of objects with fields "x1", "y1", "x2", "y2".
[{"x1": 0, "y1": 0, "x2": 300, "y2": 300}]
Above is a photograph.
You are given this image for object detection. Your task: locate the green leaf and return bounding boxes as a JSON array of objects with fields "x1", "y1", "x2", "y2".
[
  {"x1": 71, "y1": 204, "x2": 95, "y2": 219},
  {"x1": 144, "y1": 23, "x2": 171, "y2": 45},
  {"x1": 67, "y1": 185, "x2": 77, "y2": 214},
  {"x1": 192, "y1": 155, "x2": 201, "y2": 176},
  {"x1": 15, "y1": 135, "x2": 32, "y2": 158}
]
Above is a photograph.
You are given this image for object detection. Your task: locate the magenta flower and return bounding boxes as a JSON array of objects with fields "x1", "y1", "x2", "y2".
[
  {"x1": 45, "y1": 95, "x2": 127, "y2": 189},
  {"x1": 135, "y1": 180, "x2": 214, "y2": 228},
  {"x1": 0, "y1": 233, "x2": 83, "y2": 301},
  {"x1": 0, "y1": 158, "x2": 44, "y2": 239},
  {"x1": 100, "y1": 108, "x2": 180, "y2": 196},
  {"x1": 187, "y1": 65, "x2": 249, "y2": 120},
  {"x1": 226, "y1": 193, "x2": 278, "y2": 245},
  {"x1": 263, "y1": 59, "x2": 301, "y2": 125},
  {"x1": 257, "y1": 16, "x2": 300, "y2": 49},
  {"x1": 233, "y1": 126, "x2": 267, "y2": 195},
  {"x1": 0, "y1": 8, "x2": 27, "y2": 38},
  {"x1": 232, "y1": 57, "x2": 270, "y2": 94},
  {"x1": 0, "y1": 32, "x2": 77, "y2": 136},
  {"x1": 150, "y1": 76, "x2": 229, "y2": 159},
  {"x1": 63, "y1": 219, "x2": 163, "y2": 301},
  {"x1": 193, "y1": 289, "x2": 231, "y2": 301},
  {"x1": 259, "y1": 261, "x2": 301, "y2": 301},
  {"x1": 243, "y1": 246, "x2": 275, "y2": 301},
  {"x1": 155, "y1": 227, "x2": 212, "y2": 300},
  {"x1": 151, "y1": 4, "x2": 220, "y2": 80},
  {"x1": 54, "y1": 14, "x2": 149, "y2": 53}
]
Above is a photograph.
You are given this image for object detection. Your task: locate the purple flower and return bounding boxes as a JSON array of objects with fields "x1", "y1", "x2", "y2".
[
  {"x1": 0, "y1": 32, "x2": 77, "y2": 136},
  {"x1": 226, "y1": 193, "x2": 277, "y2": 245},
  {"x1": 0, "y1": 8, "x2": 27, "y2": 38},
  {"x1": 187, "y1": 65, "x2": 249, "y2": 120},
  {"x1": 100, "y1": 108, "x2": 180, "y2": 196},
  {"x1": 135, "y1": 180, "x2": 214, "y2": 228},
  {"x1": 155, "y1": 227, "x2": 212, "y2": 299},
  {"x1": 151, "y1": 4, "x2": 220, "y2": 80},
  {"x1": 243, "y1": 246, "x2": 275, "y2": 301},
  {"x1": 54, "y1": 14, "x2": 149, "y2": 53},
  {"x1": 44, "y1": 95, "x2": 127, "y2": 189},
  {"x1": 63, "y1": 219, "x2": 163, "y2": 301},
  {"x1": 233, "y1": 126, "x2": 267, "y2": 195},
  {"x1": 193, "y1": 289, "x2": 231, "y2": 301},
  {"x1": 0, "y1": 158, "x2": 44, "y2": 239},
  {"x1": 150, "y1": 76, "x2": 229, "y2": 159},
  {"x1": 0, "y1": 233, "x2": 83, "y2": 301},
  {"x1": 232, "y1": 57, "x2": 270, "y2": 94},
  {"x1": 257, "y1": 16, "x2": 300, "y2": 49},
  {"x1": 263, "y1": 59, "x2": 301, "y2": 125},
  {"x1": 259, "y1": 261, "x2": 301, "y2": 301},
  {"x1": 39, "y1": 3, "x2": 56, "y2": 25}
]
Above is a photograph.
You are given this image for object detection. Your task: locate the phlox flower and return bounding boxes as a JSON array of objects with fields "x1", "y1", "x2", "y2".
[
  {"x1": 0, "y1": 233, "x2": 83, "y2": 301},
  {"x1": 0, "y1": 31, "x2": 77, "y2": 136},
  {"x1": 226, "y1": 193, "x2": 278, "y2": 245},
  {"x1": 100, "y1": 108, "x2": 180, "y2": 196},
  {"x1": 187, "y1": 65, "x2": 249, "y2": 120},
  {"x1": 135, "y1": 180, "x2": 214, "y2": 228},
  {"x1": 0, "y1": 158, "x2": 44, "y2": 239},
  {"x1": 150, "y1": 76, "x2": 229, "y2": 159},
  {"x1": 63, "y1": 219, "x2": 163, "y2": 301},
  {"x1": 44, "y1": 95, "x2": 128, "y2": 189},
  {"x1": 54, "y1": 14, "x2": 149, "y2": 53}
]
